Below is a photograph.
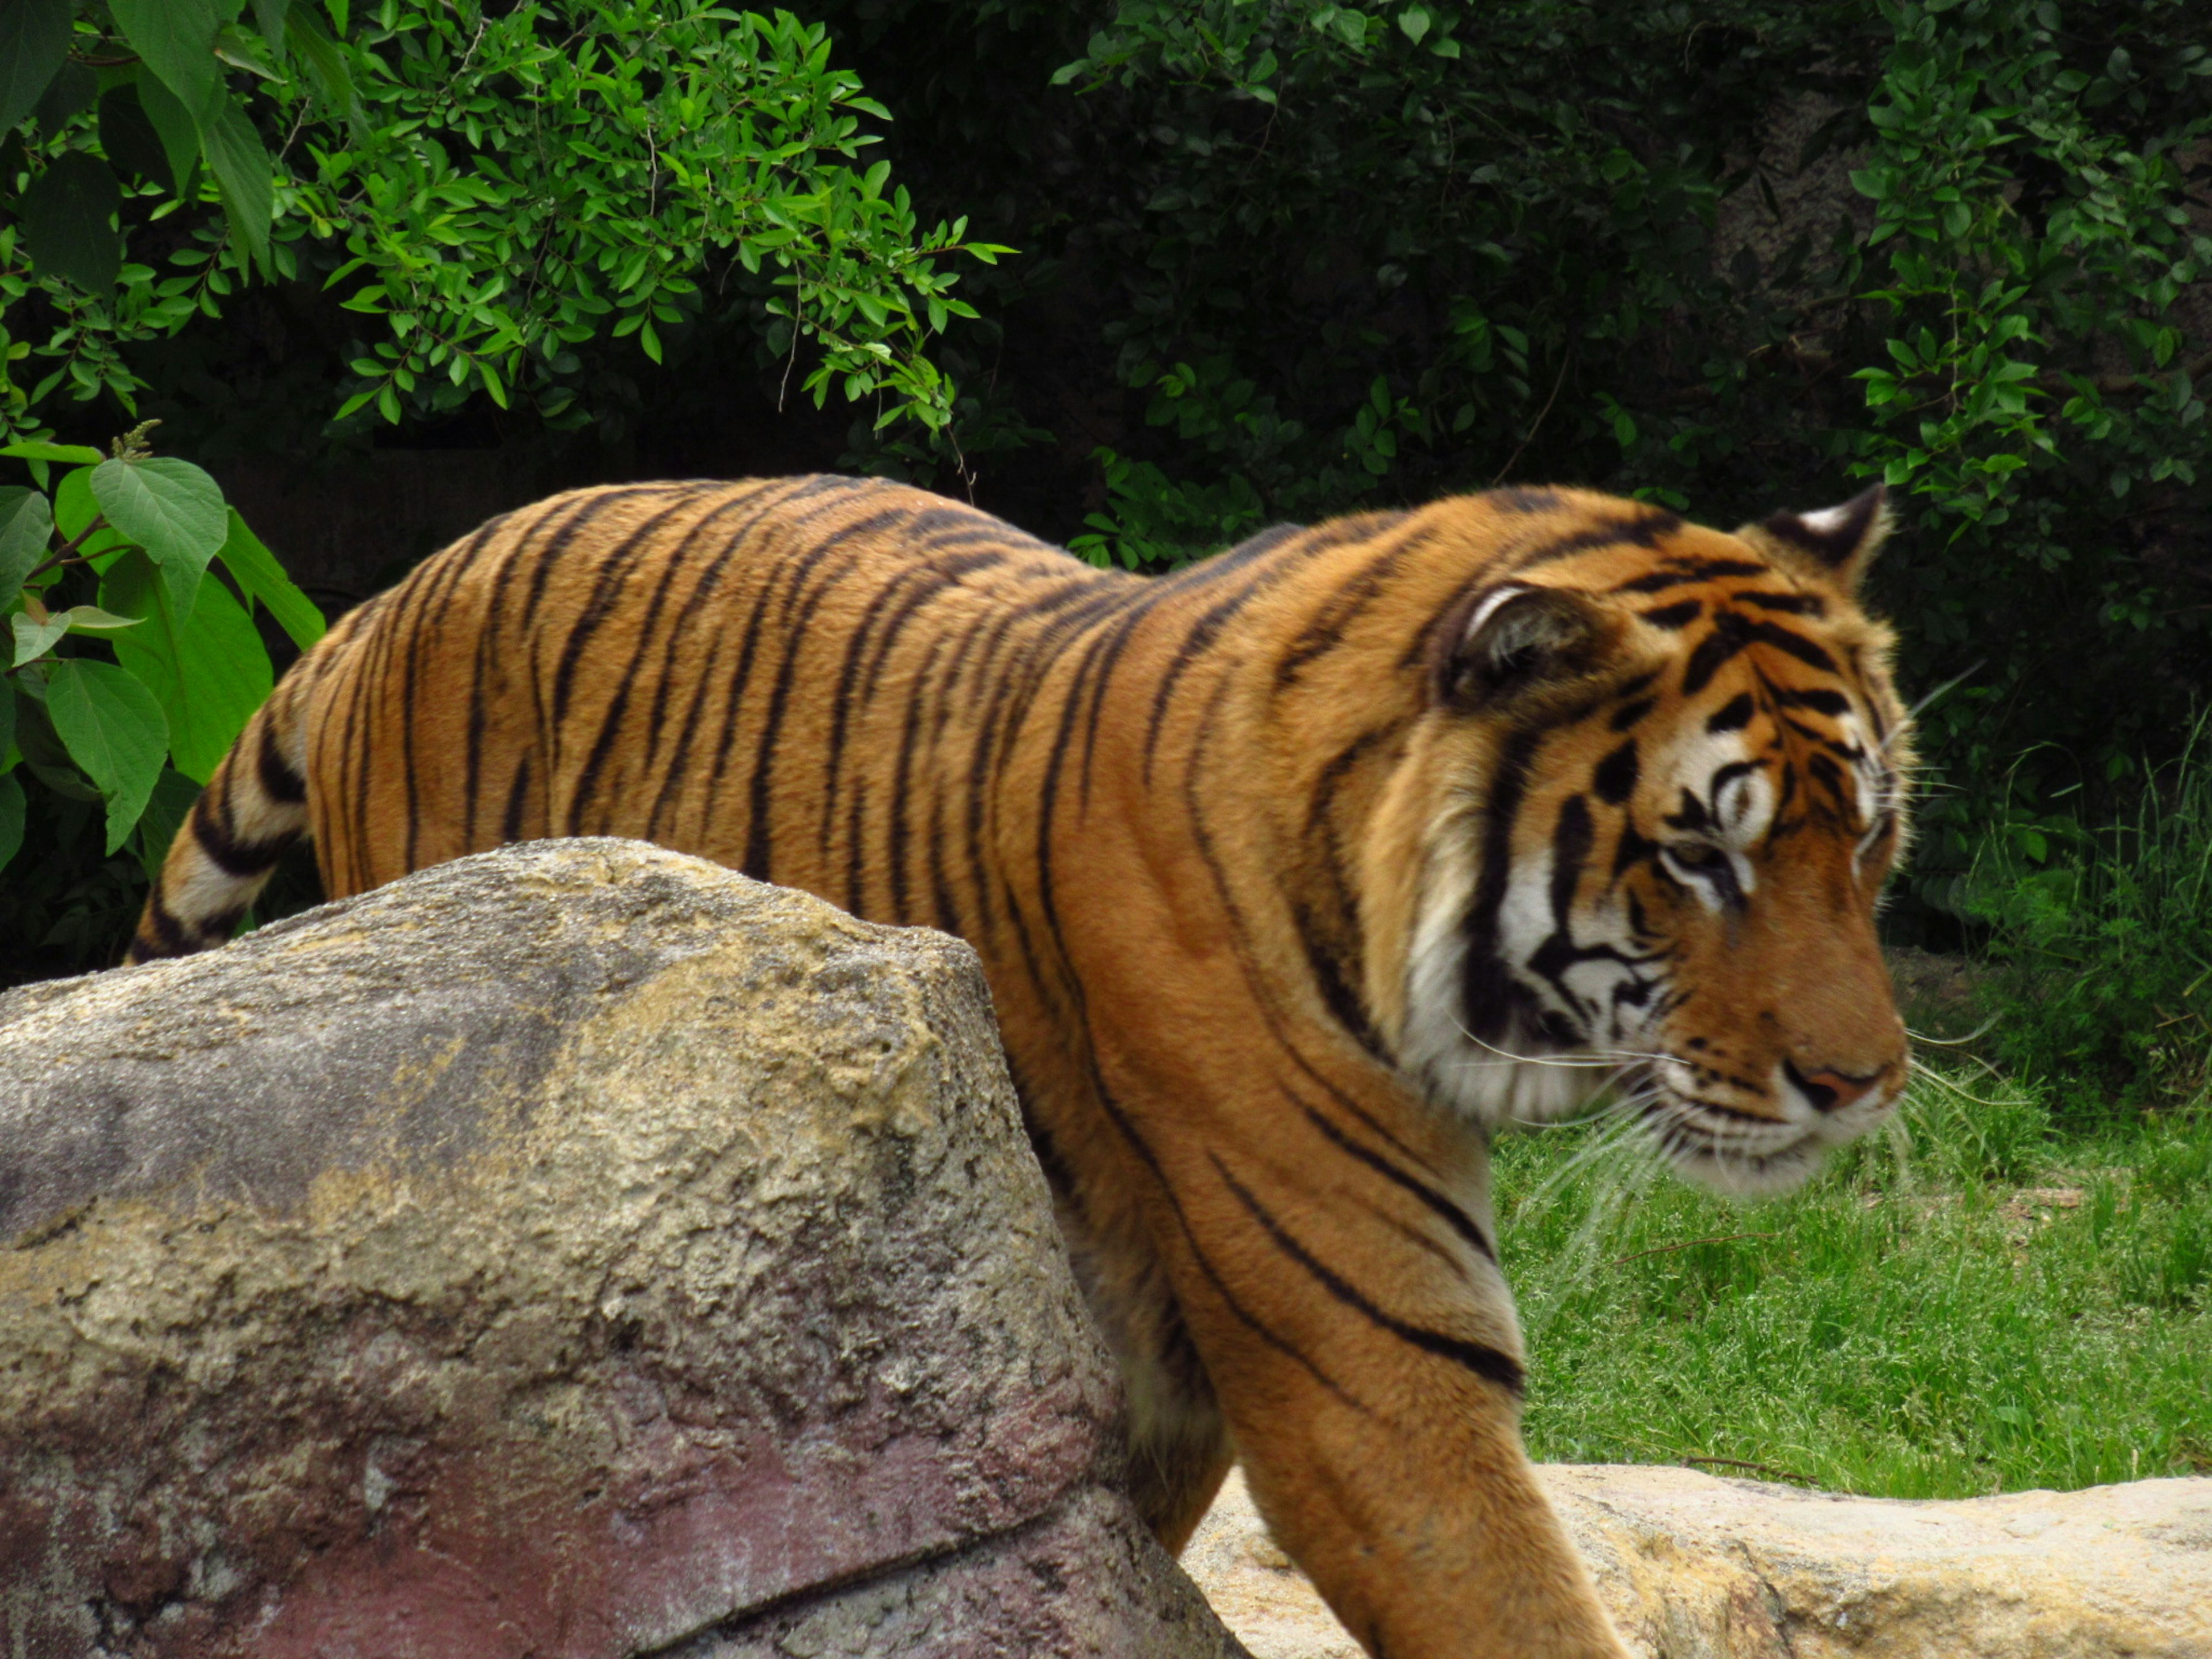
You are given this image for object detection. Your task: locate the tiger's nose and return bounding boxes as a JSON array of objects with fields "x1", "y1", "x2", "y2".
[{"x1": 1783, "y1": 1058, "x2": 1884, "y2": 1113}]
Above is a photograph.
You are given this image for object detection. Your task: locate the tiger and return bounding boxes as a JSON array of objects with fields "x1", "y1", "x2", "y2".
[{"x1": 130, "y1": 474, "x2": 1911, "y2": 1659}]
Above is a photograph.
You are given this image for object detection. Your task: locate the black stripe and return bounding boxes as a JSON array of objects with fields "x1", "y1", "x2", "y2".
[
  {"x1": 1681, "y1": 611, "x2": 1840, "y2": 696},
  {"x1": 742, "y1": 509, "x2": 917, "y2": 881},
  {"x1": 566, "y1": 497, "x2": 745, "y2": 834},
  {"x1": 1593, "y1": 740, "x2": 1638, "y2": 805},
  {"x1": 399, "y1": 519, "x2": 505, "y2": 854},
  {"x1": 1296, "y1": 1099, "x2": 1497, "y2": 1263},
  {"x1": 461, "y1": 513, "x2": 533, "y2": 844},
  {"x1": 516, "y1": 486, "x2": 685, "y2": 632},
  {"x1": 1639, "y1": 599, "x2": 1700, "y2": 630},
  {"x1": 1706, "y1": 692, "x2": 1756, "y2": 732},
  {"x1": 189, "y1": 795, "x2": 292, "y2": 877},
  {"x1": 501, "y1": 754, "x2": 532, "y2": 843},
  {"x1": 1076, "y1": 599, "x2": 1156, "y2": 810},
  {"x1": 1214, "y1": 1156, "x2": 1524, "y2": 1395},
  {"x1": 1142, "y1": 565, "x2": 1277, "y2": 782},
  {"x1": 137, "y1": 894, "x2": 192, "y2": 956},
  {"x1": 1608, "y1": 558, "x2": 1770, "y2": 596},
  {"x1": 1772, "y1": 685, "x2": 1851, "y2": 716},
  {"x1": 254, "y1": 717, "x2": 305, "y2": 805},
  {"x1": 1174, "y1": 673, "x2": 1444, "y2": 1181},
  {"x1": 1512, "y1": 512, "x2": 1680, "y2": 569},
  {"x1": 1738, "y1": 589, "x2": 1827, "y2": 616},
  {"x1": 642, "y1": 484, "x2": 818, "y2": 840},
  {"x1": 1462, "y1": 725, "x2": 1544, "y2": 1040},
  {"x1": 1277, "y1": 520, "x2": 1431, "y2": 687}
]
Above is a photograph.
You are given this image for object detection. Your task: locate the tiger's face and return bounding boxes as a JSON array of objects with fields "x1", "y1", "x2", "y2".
[{"x1": 1386, "y1": 487, "x2": 1910, "y2": 1196}]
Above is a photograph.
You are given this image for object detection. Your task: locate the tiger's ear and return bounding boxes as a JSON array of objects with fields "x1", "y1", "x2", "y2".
[
  {"x1": 1736, "y1": 483, "x2": 1891, "y2": 594},
  {"x1": 1432, "y1": 584, "x2": 1614, "y2": 711}
]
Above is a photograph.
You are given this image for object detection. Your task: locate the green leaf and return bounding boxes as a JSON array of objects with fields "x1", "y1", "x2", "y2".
[
  {"x1": 100, "y1": 82, "x2": 177, "y2": 192},
  {"x1": 133, "y1": 766, "x2": 200, "y2": 881},
  {"x1": 103, "y1": 548, "x2": 272, "y2": 783},
  {"x1": 135, "y1": 65, "x2": 204, "y2": 193},
  {"x1": 284, "y1": 3, "x2": 360, "y2": 132},
  {"x1": 0, "y1": 0, "x2": 73, "y2": 135},
  {"x1": 0, "y1": 675, "x2": 13, "y2": 771},
  {"x1": 20, "y1": 151, "x2": 123, "y2": 293},
  {"x1": 56, "y1": 604, "x2": 145, "y2": 634},
  {"x1": 46, "y1": 657, "x2": 169, "y2": 853},
  {"x1": 111, "y1": 0, "x2": 223, "y2": 126},
  {"x1": 0, "y1": 772, "x2": 22, "y2": 875},
  {"x1": 0, "y1": 442, "x2": 104, "y2": 464},
  {"x1": 202, "y1": 96, "x2": 275, "y2": 274},
  {"x1": 217, "y1": 508, "x2": 323, "y2": 647},
  {"x1": 11, "y1": 609, "x2": 68, "y2": 667},
  {"x1": 1397, "y1": 6, "x2": 1432, "y2": 44},
  {"x1": 90, "y1": 457, "x2": 229, "y2": 624},
  {"x1": 253, "y1": 0, "x2": 291, "y2": 61},
  {"x1": 0, "y1": 486, "x2": 53, "y2": 605},
  {"x1": 32, "y1": 58, "x2": 95, "y2": 130}
]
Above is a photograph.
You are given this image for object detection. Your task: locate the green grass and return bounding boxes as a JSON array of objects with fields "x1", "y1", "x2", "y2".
[{"x1": 1497, "y1": 1070, "x2": 2212, "y2": 1498}]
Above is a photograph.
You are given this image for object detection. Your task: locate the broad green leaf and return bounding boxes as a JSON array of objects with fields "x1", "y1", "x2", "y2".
[
  {"x1": 218, "y1": 509, "x2": 324, "y2": 647},
  {"x1": 100, "y1": 82, "x2": 177, "y2": 192},
  {"x1": 0, "y1": 486, "x2": 53, "y2": 604},
  {"x1": 20, "y1": 152, "x2": 123, "y2": 293},
  {"x1": 0, "y1": 442, "x2": 104, "y2": 464},
  {"x1": 11, "y1": 609, "x2": 68, "y2": 667},
  {"x1": 111, "y1": 0, "x2": 223, "y2": 126},
  {"x1": 133, "y1": 766, "x2": 202, "y2": 881},
  {"x1": 0, "y1": 676, "x2": 13, "y2": 771},
  {"x1": 0, "y1": 773, "x2": 21, "y2": 875},
  {"x1": 0, "y1": 0, "x2": 73, "y2": 135},
  {"x1": 46, "y1": 657, "x2": 169, "y2": 853},
  {"x1": 31, "y1": 58, "x2": 94, "y2": 130},
  {"x1": 135, "y1": 66, "x2": 204, "y2": 193},
  {"x1": 91, "y1": 457, "x2": 228, "y2": 619},
  {"x1": 103, "y1": 548, "x2": 274, "y2": 783},
  {"x1": 202, "y1": 96, "x2": 275, "y2": 273}
]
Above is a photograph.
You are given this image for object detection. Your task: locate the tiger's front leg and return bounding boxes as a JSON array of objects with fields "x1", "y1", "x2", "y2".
[{"x1": 1123, "y1": 1093, "x2": 1629, "y2": 1659}]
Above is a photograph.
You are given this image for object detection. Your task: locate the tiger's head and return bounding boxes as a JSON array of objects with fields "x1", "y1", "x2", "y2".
[{"x1": 1371, "y1": 485, "x2": 1910, "y2": 1196}]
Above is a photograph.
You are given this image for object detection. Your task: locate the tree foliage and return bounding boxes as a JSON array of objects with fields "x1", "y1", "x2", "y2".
[{"x1": 1, "y1": 1, "x2": 1002, "y2": 446}]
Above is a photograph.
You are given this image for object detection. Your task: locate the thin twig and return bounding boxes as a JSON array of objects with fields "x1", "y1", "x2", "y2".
[
  {"x1": 22, "y1": 513, "x2": 112, "y2": 586},
  {"x1": 1612, "y1": 1231, "x2": 1777, "y2": 1266},
  {"x1": 1489, "y1": 351, "x2": 1570, "y2": 486}
]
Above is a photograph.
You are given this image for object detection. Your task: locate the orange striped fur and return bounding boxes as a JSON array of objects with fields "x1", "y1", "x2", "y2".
[{"x1": 134, "y1": 476, "x2": 1912, "y2": 1658}]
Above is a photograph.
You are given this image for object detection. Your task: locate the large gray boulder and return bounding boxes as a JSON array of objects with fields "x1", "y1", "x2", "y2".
[
  {"x1": 0, "y1": 839, "x2": 1246, "y2": 1659},
  {"x1": 1185, "y1": 1464, "x2": 2212, "y2": 1659}
]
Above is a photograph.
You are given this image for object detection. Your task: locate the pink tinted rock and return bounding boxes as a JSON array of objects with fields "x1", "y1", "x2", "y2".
[{"x1": 0, "y1": 840, "x2": 1242, "y2": 1658}]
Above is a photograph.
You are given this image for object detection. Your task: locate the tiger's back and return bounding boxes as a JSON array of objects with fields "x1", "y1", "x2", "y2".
[{"x1": 134, "y1": 472, "x2": 1914, "y2": 1659}]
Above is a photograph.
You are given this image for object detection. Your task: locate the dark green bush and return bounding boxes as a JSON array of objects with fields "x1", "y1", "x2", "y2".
[{"x1": 1960, "y1": 724, "x2": 2212, "y2": 1107}]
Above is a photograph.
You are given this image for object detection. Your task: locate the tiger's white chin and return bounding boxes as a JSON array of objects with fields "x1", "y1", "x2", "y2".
[{"x1": 1664, "y1": 1132, "x2": 1830, "y2": 1199}]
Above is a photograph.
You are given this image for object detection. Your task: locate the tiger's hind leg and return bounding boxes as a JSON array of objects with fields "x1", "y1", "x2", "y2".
[{"x1": 1076, "y1": 1240, "x2": 1235, "y2": 1553}]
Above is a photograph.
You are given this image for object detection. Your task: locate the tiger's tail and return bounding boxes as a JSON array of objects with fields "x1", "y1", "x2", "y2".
[{"x1": 126, "y1": 668, "x2": 315, "y2": 964}]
